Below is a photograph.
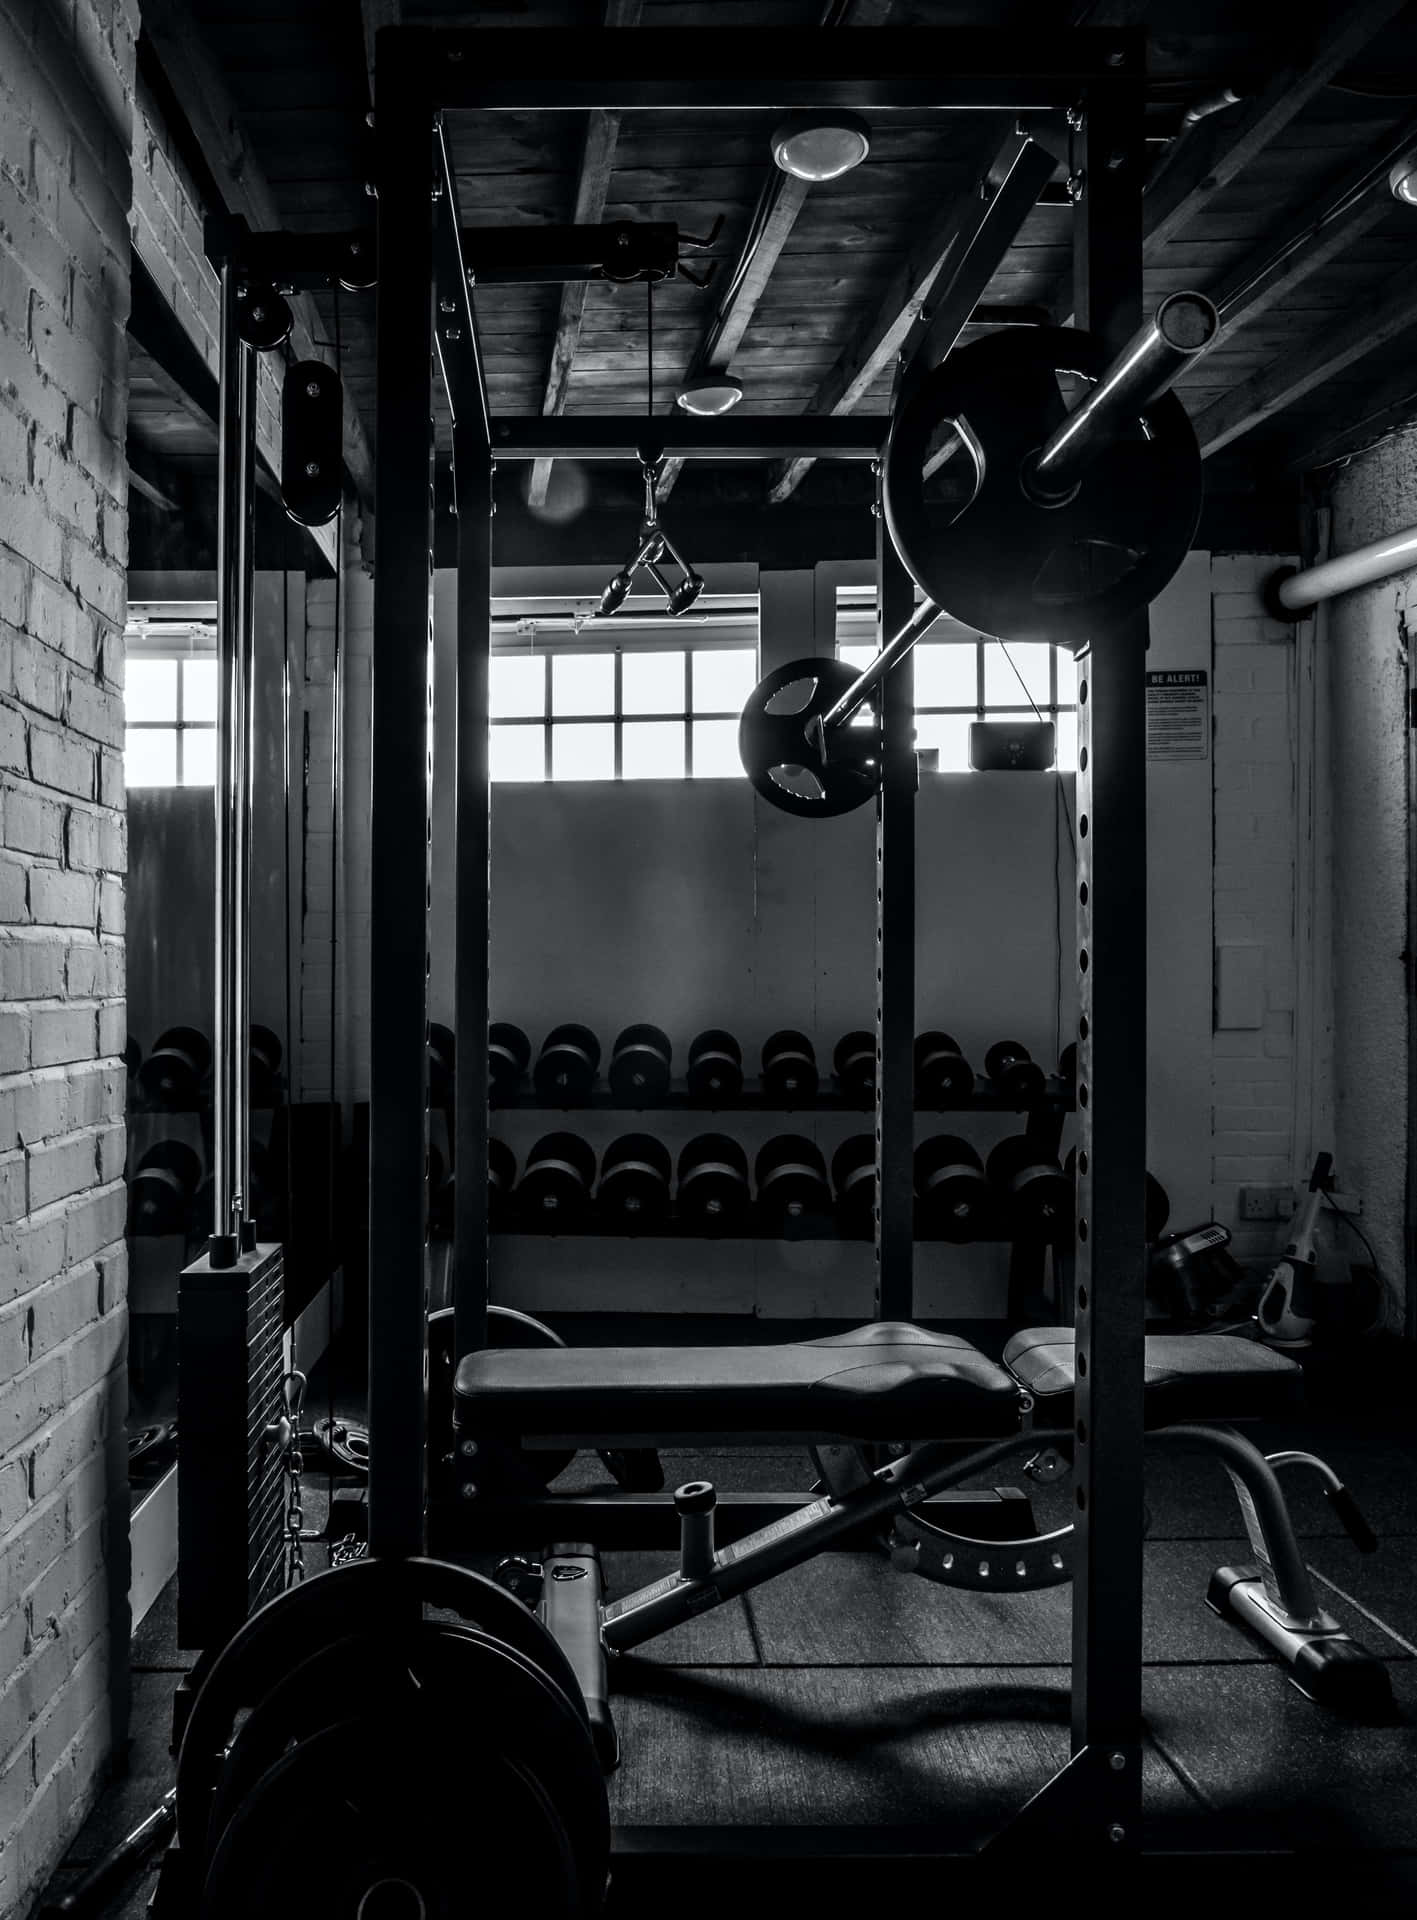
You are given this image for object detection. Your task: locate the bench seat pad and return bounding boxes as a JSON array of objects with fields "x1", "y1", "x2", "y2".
[
  {"x1": 1003, "y1": 1327, "x2": 1302, "y2": 1423},
  {"x1": 454, "y1": 1321, "x2": 1019, "y2": 1439}
]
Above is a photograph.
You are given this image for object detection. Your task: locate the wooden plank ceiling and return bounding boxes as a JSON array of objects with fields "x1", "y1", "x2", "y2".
[{"x1": 145, "y1": 0, "x2": 1417, "y2": 520}]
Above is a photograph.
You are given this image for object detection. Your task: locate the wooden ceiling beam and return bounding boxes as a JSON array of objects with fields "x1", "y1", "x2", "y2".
[
  {"x1": 526, "y1": 0, "x2": 644, "y2": 511},
  {"x1": 1140, "y1": 0, "x2": 1411, "y2": 253},
  {"x1": 1282, "y1": 355, "x2": 1417, "y2": 475},
  {"x1": 142, "y1": 0, "x2": 376, "y2": 512},
  {"x1": 1194, "y1": 258, "x2": 1417, "y2": 458}
]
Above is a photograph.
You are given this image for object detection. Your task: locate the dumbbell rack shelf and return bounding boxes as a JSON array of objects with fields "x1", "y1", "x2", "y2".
[
  {"x1": 490, "y1": 1075, "x2": 1075, "y2": 1114},
  {"x1": 488, "y1": 1225, "x2": 1066, "y2": 1244}
]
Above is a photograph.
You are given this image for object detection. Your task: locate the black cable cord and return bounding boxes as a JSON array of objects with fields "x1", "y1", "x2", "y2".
[{"x1": 1322, "y1": 1192, "x2": 1384, "y2": 1279}]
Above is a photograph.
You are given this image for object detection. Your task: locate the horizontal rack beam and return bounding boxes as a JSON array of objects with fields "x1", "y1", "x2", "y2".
[
  {"x1": 485, "y1": 415, "x2": 887, "y2": 460},
  {"x1": 489, "y1": 1076, "x2": 1076, "y2": 1115}
]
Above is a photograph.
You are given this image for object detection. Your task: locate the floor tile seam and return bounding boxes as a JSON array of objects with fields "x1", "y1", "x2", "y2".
[
  {"x1": 626, "y1": 1654, "x2": 1283, "y2": 1671},
  {"x1": 1305, "y1": 1564, "x2": 1417, "y2": 1658}
]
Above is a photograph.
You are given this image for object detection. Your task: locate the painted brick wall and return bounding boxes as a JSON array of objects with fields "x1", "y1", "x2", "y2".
[{"x1": 0, "y1": 2, "x2": 135, "y2": 1913}]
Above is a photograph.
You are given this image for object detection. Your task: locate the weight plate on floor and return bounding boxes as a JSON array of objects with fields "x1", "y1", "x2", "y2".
[
  {"x1": 738, "y1": 657, "x2": 881, "y2": 818},
  {"x1": 175, "y1": 1556, "x2": 588, "y2": 1862},
  {"x1": 201, "y1": 1713, "x2": 584, "y2": 1919}
]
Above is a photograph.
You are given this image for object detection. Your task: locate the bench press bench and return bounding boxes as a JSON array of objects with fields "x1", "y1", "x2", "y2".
[{"x1": 453, "y1": 1322, "x2": 1393, "y2": 1759}]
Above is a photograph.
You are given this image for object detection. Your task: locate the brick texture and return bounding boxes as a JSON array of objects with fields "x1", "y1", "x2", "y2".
[{"x1": 0, "y1": 4, "x2": 134, "y2": 1913}]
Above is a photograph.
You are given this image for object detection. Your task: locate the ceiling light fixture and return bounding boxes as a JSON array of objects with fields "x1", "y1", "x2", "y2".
[
  {"x1": 1390, "y1": 153, "x2": 1417, "y2": 204},
  {"x1": 676, "y1": 375, "x2": 744, "y2": 415},
  {"x1": 771, "y1": 111, "x2": 871, "y2": 182}
]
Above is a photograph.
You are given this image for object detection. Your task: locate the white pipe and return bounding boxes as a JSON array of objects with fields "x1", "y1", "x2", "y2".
[{"x1": 1276, "y1": 524, "x2": 1417, "y2": 612}]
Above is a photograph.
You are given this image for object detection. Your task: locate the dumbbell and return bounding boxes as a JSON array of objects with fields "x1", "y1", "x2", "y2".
[
  {"x1": 1063, "y1": 1147, "x2": 1170, "y2": 1243},
  {"x1": 518, "y1": 1131, "x2": 596, "y2": 1227},
  {"x1": 676, "y1": 1134, "x2": 752, "y2": 1232},
  {"x1": 755, "y1": 1134, "x2": 833, "y2": 1232},
  {"x1": 428, "y1": 1142, "x2": 451, "y2": 1240},
  {"x1": 598, "y1": 1132, "x2": 673, "y2": 1228},
  {"x1": 833, "y1": 1030, "x2": 877, "y2": 1104},
  {"x1": 249, "y1": 1024, "x2": 283, "y2": 1107},
  {"x1": 123, "y1": 1036, "x2": 141, "y2": 1078},
  {"x1": 985, "y1": 1040, "x2": 1047, "y2": 1108},
  {"x1": 687, "y1": 1029, "x2": 743, "y2": 1104},
  {"x1": 760, "y1": 1030, "x2": 819, "y2": 1103},
  {"x1": 987, "y1": 1136, "x2": 1071, "y2": 1239},
  {"x1": 831, "y1": 1134, "x2": 876, "y2": 1235},
  {"x1": 137, "y1": 1026, "x2": 211, "y2": 1109},
  {"x1": 533, "y1": 1024, "x2": 601, "y2": 1104},
  {"x1": 914, "y1": 1135, "x2": 994, "y2": 1242},
  {"x1": 432, "y1": 1138, "x2": 518, "y2": 1237},
  {"x1": 608, "y1": 1024, "x2": 672, "y2": 1105},
  {"x1": 489, "y1": 1023, "x2": 531, "y2": 1103},
  {"x1": 128, "y1": 1140, "x2": 203, "y2": 1236},
  {"x1": 428, "y1": 1022, "x2": 456, "y2": 1108},
  {"x1": 915, "y1": 1031, "x2": 973, "y2": 1106}
]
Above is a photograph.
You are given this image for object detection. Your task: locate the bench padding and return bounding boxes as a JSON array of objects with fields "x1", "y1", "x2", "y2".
[
  {"x1": 1003, "y1": 1327, "x2": 1302, "y2": 1422},
  {"x1": 454, "y1": 1322, "x2": 1019, "y2": 1440}
]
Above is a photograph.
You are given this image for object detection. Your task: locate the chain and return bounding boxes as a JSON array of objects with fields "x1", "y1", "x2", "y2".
[{"x1": 281, "y1": 1369, "x2": 307, "y2": 1587}]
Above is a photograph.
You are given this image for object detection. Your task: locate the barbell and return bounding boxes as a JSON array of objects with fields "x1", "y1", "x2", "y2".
[{"x1": 739, "y1": 295, "x2": 1218, "y2": 817}]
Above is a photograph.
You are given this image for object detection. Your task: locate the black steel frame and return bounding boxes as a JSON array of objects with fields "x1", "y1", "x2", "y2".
[{"x1": 359, "y1": 18, "x2": 1149, "y2": 1861}]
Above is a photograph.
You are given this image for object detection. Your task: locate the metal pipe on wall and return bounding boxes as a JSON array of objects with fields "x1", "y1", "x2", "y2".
[{"x1": 1273, "y1": 524, "x2": 1417, "y2": 613}]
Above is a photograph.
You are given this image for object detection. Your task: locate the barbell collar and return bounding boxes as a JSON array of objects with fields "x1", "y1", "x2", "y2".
[{"x1": 1025, "y1": 291, "x2": 1219, "y2": 503}]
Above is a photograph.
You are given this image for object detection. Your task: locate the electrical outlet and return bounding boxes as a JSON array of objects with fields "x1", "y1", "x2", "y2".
[{"x1": 1239, "y1": 1185, "x2": 1289, "y2": 1220}]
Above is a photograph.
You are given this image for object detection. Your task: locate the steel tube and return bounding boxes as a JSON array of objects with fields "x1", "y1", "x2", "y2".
[
  {"x1": 820, "y1": 597, "x2": 942, "y2": 736},
  {"x1": 234, "y1": 344, "x2": 257, "y2": 1248},
  {"x1": 1026, "y1": 290, "x2": 1218, "y2": 501},
  {"x1": 1275, "y1": 524, "x2": 1417, "y2": 611}
]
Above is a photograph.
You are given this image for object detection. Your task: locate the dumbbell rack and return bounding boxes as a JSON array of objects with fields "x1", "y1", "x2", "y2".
[{"x1": 493, "y1": 1073, "x2": 1073, "y2": 1114}]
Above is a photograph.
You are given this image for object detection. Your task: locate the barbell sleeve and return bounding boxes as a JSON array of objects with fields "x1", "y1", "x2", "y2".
[
  {"x1": 818, "y1": 595, "x2": 944, "y2": 740},
  {"x1": 1025, "y1": 291, "x2": 1219, "y2": 502}
]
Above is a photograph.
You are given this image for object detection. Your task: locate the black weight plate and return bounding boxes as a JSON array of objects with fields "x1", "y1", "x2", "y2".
[
  {"x1": 201, "y1": 1714, "x2": 583, "y2": 1920},
  {"x1": 175, "y1": 1556, "x2": 588, "y2": 1858},
  {"x1": 200, "y1": 1623, "x2": 607, "y2": 1908},
  {"x1": 884, "y1": 327, "x2": 1203, "y2": 652},
  {"x1": 738, "y1": 656, "x2": 881, "y2": 818},
  {"x1": 430, "y1": 1307, "x2": 577, "y2": 1491}
]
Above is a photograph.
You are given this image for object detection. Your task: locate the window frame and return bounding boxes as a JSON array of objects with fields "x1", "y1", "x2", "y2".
[{"x1": 124, "y1": 614, "x2": 220, "y2": 789}]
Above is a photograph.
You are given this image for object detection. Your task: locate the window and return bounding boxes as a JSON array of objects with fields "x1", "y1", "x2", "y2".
[
  {"x1": 490, "y1": 597, "x2": 758, "y2": 782},
  {"x1": 837, "y1": 592, "x2": 1078, "y2": 773},
  {"x1": 124, "y1": 614, "x2": 219, "y2": 787}
]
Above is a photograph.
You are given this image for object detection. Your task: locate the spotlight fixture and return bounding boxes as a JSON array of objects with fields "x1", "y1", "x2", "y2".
[
  {"x1": 771, "y1": 111, "x2": 870, "y2": 182},
  {"x1": 597, "y1": 457, "x2": 704, "y2": 620},
  {"x1": 1391, "y1": 153, "x2": 1417, "y2": 204},
  {"x1": 676, "y1": 375, "x2": 744, "y2": 416}
]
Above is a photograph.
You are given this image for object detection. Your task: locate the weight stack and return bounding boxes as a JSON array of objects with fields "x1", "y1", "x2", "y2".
[{"x1": 177, "y1": 1243, "x2": 288, "y2": 1651}]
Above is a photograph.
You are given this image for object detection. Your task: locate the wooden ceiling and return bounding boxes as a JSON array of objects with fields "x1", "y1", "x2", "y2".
[{"x1": 132, "y1": 0, "x2": 1417, "y2": 545}]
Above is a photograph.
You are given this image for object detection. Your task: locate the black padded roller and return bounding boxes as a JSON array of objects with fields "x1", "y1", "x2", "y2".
[
  {"x1": 760, "y1": 1030, "x2": 818, "y2": 1103},
  {"x1": 534, "y1": 1025, "x2": 601, "y2": 1105},
  {"x1": 676, "y1": 1133, "x2": 751, "y2": 1232},
  {"x1": 915, "y1": 1031, "x2": 973, "y2": 1106},
  {"x1": 987, "y1": 1135, "x2": 1070, "y2": 1239},
  {"x1": 985, "y1": 1040, "x2": 1047, "y2": 1108},
  {"x1": 489, "y1": 1023, "x2": 531, "y2": 1103},
  {"x1": 597, "y1": 1132, "x2": 672, "y2": 1227},
  {"x1": 128, "y1": 1139, "x2": 203, "y2": 1237},
  {"x1": 608, "y1": 1024, "x2": 672, "y2": 1105},
  {"x1": 137, "y1": 1026, "x2": 211, "y2": 1109},
  {"x1": 831, "y1": 1133, "x2": 876, "y2": 1234},
  {"x1": 755, "y1": 1133, "x2": 832, "y2": 1232},
  {"x1": 686, "y1": 1029, "x2": 743, "y2": 1104},
  {"x1": 915, "y1": 1134, "x2": 993, "y2": 1242},
  {"x1": 519, "y1": 1131, "x2": 596, "y2": 1226},
  {"x1": 249, "y1": 1024, "x2": 283, "y2": 1108},
  {"x1": 833, "y1": 1030, "x2": 877, "y2": 1103}
]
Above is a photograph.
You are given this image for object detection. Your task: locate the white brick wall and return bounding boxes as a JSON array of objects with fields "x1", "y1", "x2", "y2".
[{"x1": 0, "y1": 3, "x2": 134, "y2": 1912}]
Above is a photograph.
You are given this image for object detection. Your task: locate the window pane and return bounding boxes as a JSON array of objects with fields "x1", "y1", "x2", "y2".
[
  {"x1": 984, "y1": 640, "x2": 1051, "y2": 708},
  {"x1": 551, "y1": 722, "x2": 614, "y2": 781},
  {"x1": 691, "y1": 719, "x2": 742, "y2": 778},
  {"x1": 491, "y1": 654, "x2": 546, "y2": 719},
  {"x1": 181, "y1": 727, "x2": 216, "y2": 787},
  {"x1": 182, "y1": 658, "x2": 217, "y2": 723},
  {"x1": 552, "y1": 652, "x2": 613, "y2": 716},
  {"x1": 490, "y1": 724, "x2": 545, "y2": 783},
  {"x1": 125, "y1": 727, "x2": 177, "y2": 786},
  {"x1": 126, "y1": 659, "x2": 177, "y2": 724},
  {"x1": 623, "y1": 720, "x2": 684, "y2": 779},
  {"x1": 623, "y1": 650, "x2": 684, "y2": 715},
  {"x1": 1055, "y1": 710, "x2": 1078, "y2": 773},
  {"x1": 838, "y1": 643, "x2": 875, "y2": 673},
  {"x1": 914, "y1": 643, "x2": 977, "y2": 709},
  {"x1": 913, "y1": 713, "x2": 973, "y2": 773},
  {"x1": 692, "y1": 648, "x2": 755, "y2": 715},
  {"x1": 1054, "y1": 646, "x2": 1079, "y2": 705}
]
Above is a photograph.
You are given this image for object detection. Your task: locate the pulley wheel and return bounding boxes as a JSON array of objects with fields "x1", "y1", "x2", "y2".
[
  {"x1": 883, "y1": 326, "x2": 1202, "y2": 651},
  {"x1": 738, "y1": 656, "x2": 880, "y2": 818},
  {"x1": 201, "y1": 1714, "x2": 585, "y2": 1919},
  {"x1": 175, "y1": 1556, "x2": 589, "y2": 1861}
]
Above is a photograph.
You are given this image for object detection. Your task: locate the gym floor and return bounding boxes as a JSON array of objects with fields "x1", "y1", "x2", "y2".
[{"x1": 40, "y1": 1339, "x2": 1417, "y2": 1915}]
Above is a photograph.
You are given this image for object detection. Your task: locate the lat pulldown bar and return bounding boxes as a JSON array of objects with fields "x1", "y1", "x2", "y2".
[{"x1": 820, "y1": 291, "x2": 1219, "y2": 740}]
